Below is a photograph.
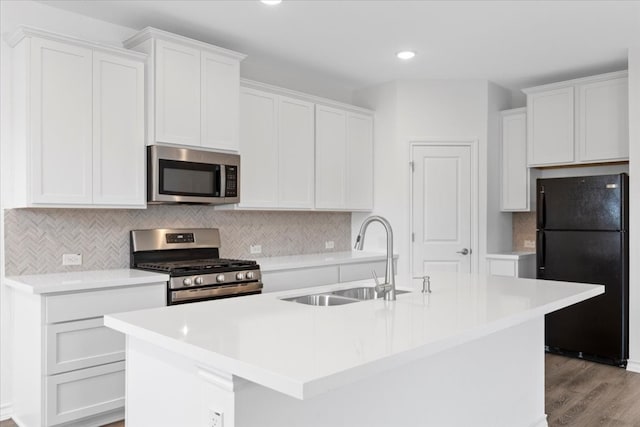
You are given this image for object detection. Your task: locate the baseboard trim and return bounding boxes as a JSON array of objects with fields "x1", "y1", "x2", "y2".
[
  {"x1": 529, "y1": 414, "x2": 548, "y2": 427},
  {"x1": 626, "y1": 359, "x2": 640, "y2": 373},
  {"x1": 0, "y1": 402, "x2": 13, "y2": 421}
]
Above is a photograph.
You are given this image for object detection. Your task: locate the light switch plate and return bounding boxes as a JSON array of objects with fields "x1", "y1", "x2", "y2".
[
  {"x1": 325, "y1": 241, "x2": 335, "y2": 249},
  {"x1": 523, "y1": 240, "x2": 536, "y2": 249},
  {"x1": 250, "y1": 245, "x2": 262, "y2": 254}
]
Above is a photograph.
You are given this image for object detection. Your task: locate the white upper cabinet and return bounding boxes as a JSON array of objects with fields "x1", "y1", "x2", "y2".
[
  {"x1": 236, "y1": 82, "x2": 374, "y2": 212},
  {"x1": 526, "y1": 87, "x2": 575, "y2": 166},
  {"x1": 278, "y1": 96, "x2": 315, "y2": 208},
  {"x1": 238, "y1": 87, "x2": 314, "y2": 209},
  {"x1": 154, "y1": 39, "x2": 201, "y2": 146},
  {"x1": 346, "y1": 113, "x2": 374, "y2": 210},
  {"x1": 500, "y1": 108, "x2": 537, "y2": 211},
  {"x1": 316, "y1": 106, "x2": 374, "y2": 211},
  {"x1": 29, "y1": 37, "x2": 93, "y2": 205},
  {"x1": 92, "y1": 52, "x2": 145, "y2": 206},
  {"x1": 523, "y1": 70, "x2": 628, "y2": 167},
  {"x1": 202, "y1": 51, "x2": 241, "y2": 151},
  {"x1": 315, "y1": 105, "x2": 348, "y2": 209},
  {"x1": 7, "y1": 26, "x2": 146, "y2": 208},
  {"x1": 577, "y1": 76, "x2": 629, "y2": 162},
  {"x1": 124, "y1": 27, "x2": 246, "y2": 151},
  {"x1": 238, "y1": 88, "x2": 279, "y2": 207}
]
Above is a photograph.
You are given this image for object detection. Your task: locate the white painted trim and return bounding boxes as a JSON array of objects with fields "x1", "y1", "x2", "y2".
[
  {"x1": 522, "y1": 70, "x2": 628, "y2": 94},
  {"x1": 408, "y1": 139, "x2": 480, "y2": 276},
  {"x1": 241, "y1": 78, "x2": 374, "y2": 115},
  {"x1": 123, "y1": 27, "x2": 246, "y2": 61},
  {"x1": 626, "y1": 359, "x2": 640, "y2": 373},
  {"x1": 5, "y1": 25, "x2": 147, "y2": 60},
  {"x1": 197, "y1": 365, "x2": 234, "y2": 392},
  {"x1": 0, "y1": 402, "x2": 12, "y2": 421}
]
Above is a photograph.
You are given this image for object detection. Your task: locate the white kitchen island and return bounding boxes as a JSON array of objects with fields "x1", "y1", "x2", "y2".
[{"x1": 105, "y1": 273, "x2": 602, "y2": 427}]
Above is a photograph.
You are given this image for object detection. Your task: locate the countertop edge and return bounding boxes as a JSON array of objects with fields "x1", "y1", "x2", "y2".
[{"x1": 4, "y1": 269, "x2": 170, "y2": 295}]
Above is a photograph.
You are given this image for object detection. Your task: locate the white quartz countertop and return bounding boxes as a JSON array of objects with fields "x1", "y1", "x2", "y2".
[
  {"x1": 105, "y1": 272, "x2": 602, "y2": 400},
  {"x1": 5, "y1": 269, "x2": 170, "y2": 294},
  {"x1": 255, "y1": 251, "x2": 398, "y2": 272},
  {"x1": 486, "y1": 251, "x2": 536, "y2": 260}
]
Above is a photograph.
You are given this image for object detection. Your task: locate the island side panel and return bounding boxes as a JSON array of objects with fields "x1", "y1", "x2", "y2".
[
  {"x1": 123, "y1": 318, "x2": 546, "y2": 427},
  {"x1": 234, "y1": 317, "x2": 547, "y2": 427},
  {"x1": 124, "y1": 336, "x2": 237, "y2": 427}
]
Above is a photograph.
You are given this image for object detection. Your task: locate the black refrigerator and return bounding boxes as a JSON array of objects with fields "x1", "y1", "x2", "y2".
[{"x1": 537, "y1": 173, "x2": 629, "y2": 367}]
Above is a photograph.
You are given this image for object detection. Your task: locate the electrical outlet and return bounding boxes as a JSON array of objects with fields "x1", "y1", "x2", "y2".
[
  {"x1": 250, "y1": 244, "x2": 262, "y2": 254},
  {"x1": 62, "y1": 253, "x2": 82, "y2": 266},
  {"x1": 523, "y1": 240, "x2": 536, "y2": 249},
  {"x1": 208, "y1": 409, "x2": 223, "y2": 427},
  {"x1": 325, "y1": 240, "x2": 335, "y2": 249}
]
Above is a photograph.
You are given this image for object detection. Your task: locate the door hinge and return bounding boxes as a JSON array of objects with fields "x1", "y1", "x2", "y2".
[
  {"x1": 409, "y1": 161, "x2": 415, "y2": 172},
  {"x1": 411, "y1": 232, "x2": 415, "y2": 242}
]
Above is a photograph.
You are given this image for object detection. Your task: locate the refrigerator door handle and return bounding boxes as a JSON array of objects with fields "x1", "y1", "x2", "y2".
[
  {"x1": 537, "y1": 231, "x2": 545, "y2": 277},
  {"x1": 537, "y1": 186, "x2": 546, "y2": 228}
]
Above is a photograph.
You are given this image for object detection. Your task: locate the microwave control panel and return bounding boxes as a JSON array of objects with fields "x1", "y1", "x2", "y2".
[{"x1": 225, "y1": 165, "x2": 238, "y2": 197}]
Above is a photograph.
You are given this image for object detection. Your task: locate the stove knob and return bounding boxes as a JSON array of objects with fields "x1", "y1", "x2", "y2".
[
  {"x1": 246, "y1": 271, "x2": 255, "y2": 280},
  {"x1": 194, "y1": 277, "x2": 204, "y2": 285},
  {"x1": 236, "y1": 272, "x2": 245, "y2": 280},
  {"x1": 182, "y1": 278, "x2": 193, "y2": 286},
  {"x1": 216, "y1": 274, "x2": 225, "y2": 283}
]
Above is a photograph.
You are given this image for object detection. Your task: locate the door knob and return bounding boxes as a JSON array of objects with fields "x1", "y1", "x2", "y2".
[{"x1": 456, "y1": 248, "x2": 470, "y2": 255}]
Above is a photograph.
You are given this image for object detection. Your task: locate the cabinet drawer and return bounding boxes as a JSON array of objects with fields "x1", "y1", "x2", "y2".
[
  {"x1": 339, "y1": 261, "x2": 387, "y2": 282},
  {"x1": 261, "y1": 266, "x2": 339, "y2": 293},
  {"x1": 46, "y1": 318, "x2": 124, "y2": 375},
  {"x1": 46, "y1": 283, "x2": 166, "y2": 323},
  {"x1": 488, "y1": 260, "x2": 517, "y2": 277},
  {"x1": 46, "y1": 361, "x2": 125, "y2": 426}
]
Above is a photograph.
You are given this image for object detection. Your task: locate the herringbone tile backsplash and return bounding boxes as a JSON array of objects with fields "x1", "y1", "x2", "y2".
[{"x1": 4, "y1": 207, "x2": 351, "y2": 275}]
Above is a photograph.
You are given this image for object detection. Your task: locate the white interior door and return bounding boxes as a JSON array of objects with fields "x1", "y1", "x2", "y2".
[{"x1": 411, "y1": 144, "x2": 473, "y2": 275}]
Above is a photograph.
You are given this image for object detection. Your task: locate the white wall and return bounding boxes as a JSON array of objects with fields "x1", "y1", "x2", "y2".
[
  {"x1": 627, "y1": 47, "x2": 640, "y2": 373},
  {"x1": 352, "y1": 79, "x2": 511, "y2": 278},
  {"x1": 486, "y1": 82, "x2": 514, "y2": 254}
]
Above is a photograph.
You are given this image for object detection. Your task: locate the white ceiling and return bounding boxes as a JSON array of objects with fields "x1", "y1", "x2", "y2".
[{"x1": 39, "y1": 0, "x2": 640, "y2": 94}]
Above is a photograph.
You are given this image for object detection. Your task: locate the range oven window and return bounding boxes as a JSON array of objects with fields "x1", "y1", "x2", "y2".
[{"x1": 159, "y1": 159, "x2": 220, "y2": 197}]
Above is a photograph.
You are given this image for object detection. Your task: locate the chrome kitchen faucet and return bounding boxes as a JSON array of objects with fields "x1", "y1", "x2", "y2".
[{"x1": 354, "y1": 215, "x2": 396, "y2": 301}]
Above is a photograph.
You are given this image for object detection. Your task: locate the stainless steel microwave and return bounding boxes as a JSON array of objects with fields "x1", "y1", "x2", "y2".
[{"x1": 147, "y1": 145, "x2": 240, "y2": 205}]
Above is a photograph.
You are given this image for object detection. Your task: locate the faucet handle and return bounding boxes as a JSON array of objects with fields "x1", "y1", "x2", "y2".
[
  {"x1": 371, "y1": 270, "x2": 381, "y2": 287},
  {"x1": 413, "y1": 275, "x2": 431, "y2": 294}
]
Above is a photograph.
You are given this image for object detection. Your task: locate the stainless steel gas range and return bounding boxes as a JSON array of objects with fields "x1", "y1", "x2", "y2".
[{"x1": 130, "y1": 228, "x2": 263, "y2": 305}]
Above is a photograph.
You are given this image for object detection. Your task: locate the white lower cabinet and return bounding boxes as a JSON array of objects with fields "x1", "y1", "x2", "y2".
[
  {"x1": 11, "y1": 282, "x2": 166, "y2": 426},
  {"x1": 262, "y1": 266, "x2": 340, "y2": 293},
  {"x1": 46, "y1": 318, "x2": 125, "y2": 375},
  {"x1": 262, "y1": 259, "x2": 396, "y2": 293},
  {"x1": 486, "y1": 253, "x2": 536, "y2": 279},
  {"x1": 45, "y1": 362, "x2": 125, "y2": 426}
]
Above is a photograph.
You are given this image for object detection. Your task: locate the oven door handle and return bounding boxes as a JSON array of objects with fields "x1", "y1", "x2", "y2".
[{"x1": 170, "y1": 282, "x2": 263, "y2": 304}]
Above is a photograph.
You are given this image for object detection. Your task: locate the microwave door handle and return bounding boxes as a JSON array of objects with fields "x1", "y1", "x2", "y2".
[{"x1": 219, "y1": 165, "x2": 226, "y2": 197}]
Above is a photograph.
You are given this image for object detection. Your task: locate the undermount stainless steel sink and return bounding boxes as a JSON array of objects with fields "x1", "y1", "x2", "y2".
[
  {"x1": 331, "y1": 287, "x2": 410, "y2": 300},
  {"x1": 282, "y1": 294, "x2": 359, "y2": 306},
  {"x1": 281, "y1": 287, "x2": 411, "y2": 306}
]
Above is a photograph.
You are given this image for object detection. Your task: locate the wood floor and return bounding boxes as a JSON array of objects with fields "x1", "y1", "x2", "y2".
[
  {"x1": 545, "y1": 353, "x2": 640, "y2": 426},
  {"x1": 1, "y1": 354, "x2": 639, "y2": 427}
]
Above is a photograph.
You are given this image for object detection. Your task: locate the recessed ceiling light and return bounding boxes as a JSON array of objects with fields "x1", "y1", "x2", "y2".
[
  {"x1": 261, "y1": 0, "x2": 282, "y2": 5},
  {"x1": 396, "y1": 51, "x2": 416, "y2": 60}
]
